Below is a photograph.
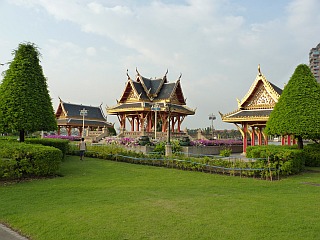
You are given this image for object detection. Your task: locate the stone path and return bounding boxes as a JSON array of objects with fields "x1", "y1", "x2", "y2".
[{"x1": 0, "y1": 224, "x2": 28, "y2": 240}]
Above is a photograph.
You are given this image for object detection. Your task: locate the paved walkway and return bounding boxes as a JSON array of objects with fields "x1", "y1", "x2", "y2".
[{"x1": 0, "y1": 224, "x2": 28, "y2": 240}]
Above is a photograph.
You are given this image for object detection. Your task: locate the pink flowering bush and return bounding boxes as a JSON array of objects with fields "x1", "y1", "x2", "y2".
[
  {"x1": 44, "y1": 135, "x2": 81, "y2": 141},
  {"x1": 104, "y1": 137, "x2": 139, "y2": 147},
  {"x1": 190, "y1": 139, "x2": 242, "y2": 147}
]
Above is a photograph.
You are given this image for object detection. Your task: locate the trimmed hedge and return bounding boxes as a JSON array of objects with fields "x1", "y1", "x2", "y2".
[
  {"x1": 68, "y1": 143, "x2": 303, "y2": 179},
  {"x1": 68, "y1": 143, "x2": 144, "y2": 159},
  {"x1": 26, "y1": 138, "x2": 69, "y2": 159},
  {"x1": 303, "y1": 143, "x2": 320, "y2": 167},
  {"x1": 0, "y1": 141, "x2": 62, "y2": 180},
  {"x1": 246, "y1": 145, "x2": 305, "y2": 174}
]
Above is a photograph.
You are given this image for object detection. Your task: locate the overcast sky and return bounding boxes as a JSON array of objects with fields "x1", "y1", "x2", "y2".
[{"x1": 0, "y1": 0, "x2": 319, "y2": 131}]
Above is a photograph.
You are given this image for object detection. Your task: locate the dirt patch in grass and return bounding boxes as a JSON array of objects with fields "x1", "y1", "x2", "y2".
[{"x1": 0, "y1": 174, "x2": 63, "y2": 186}]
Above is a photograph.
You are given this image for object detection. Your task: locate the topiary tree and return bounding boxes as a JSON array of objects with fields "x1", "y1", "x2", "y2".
[
  {"x1": 0, "y1": 42, "x2": 57, "y2": 142},
  {"x1": 265, "y1": 64, "x2": 320, "y2": 149}
]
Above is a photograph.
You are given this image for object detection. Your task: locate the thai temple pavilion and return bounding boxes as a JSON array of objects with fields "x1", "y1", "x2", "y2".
[
  {"x1": 55, "y1": 98, "x2": 113, "y2": 136},
  {"x1": 107, "y1": 69, "x2": 195, "y2": 139},
  {"x1": 220, "y1": 65, "x2": 283, "y2": 153}
]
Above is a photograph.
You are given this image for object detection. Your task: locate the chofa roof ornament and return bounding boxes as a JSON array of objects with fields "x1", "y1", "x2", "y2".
[
  {"x1": 136, "y1": 67, "x2": 140, "y2": 76},
  {"x1": 258, "y1": 64, "x2": 262, "y2": 76}
]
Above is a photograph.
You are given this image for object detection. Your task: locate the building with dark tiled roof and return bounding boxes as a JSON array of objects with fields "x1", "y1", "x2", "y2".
[
  {"x1": 220, "y1": 65, "x2": 282, "y2": 153},
  {"x1": 107, "y1": 69, "x2": 195, "y2": 139},
  {"x1": 309, "y1": 43, "x2": 320, "y2": 83},
  {"x1": 55, "y1": 98, "x2": 113, "y2": 137}
]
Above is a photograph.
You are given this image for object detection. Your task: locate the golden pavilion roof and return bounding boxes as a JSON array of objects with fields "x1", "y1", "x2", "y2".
[
  {"x1": 220, "y1": 65, "x2": 282, "y2": 124},
  {"x1": 107, "y1": 69, "x2": 195, "y2": 116}
]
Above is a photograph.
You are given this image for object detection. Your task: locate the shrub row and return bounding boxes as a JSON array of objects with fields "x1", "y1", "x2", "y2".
[
  {"x1": 0, "y1": 141, "x2": 63, "y2": 180},
  {"x1": 246, "y1": 145, "x2": 305, "y2": 174},
  {"x1": 68, "y1": 143, "x2": 144, "y2": 159},
  {"x1": 303, "y1": 143, "x2": 320, "y2": 167},
  {"x1": 68, "y1": 143, "x2": 300, "y2": 179},
  {"x1": 26, "y1": 138, "x2": 69, "y2": 159}
]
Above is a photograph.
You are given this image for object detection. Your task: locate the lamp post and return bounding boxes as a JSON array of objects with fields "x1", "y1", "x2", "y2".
[
  {"x1": 209, "y1": 113, "x2": 216, "y2": 140},
  {"x1": 151, "y1": 103, "x2": 160, "y2": 140},
  {"x1": 166, "y1": 103, "x2": 172, "y2": 144},
  {"x1": 165, "y1": 103, "x2": 172, "y2": 156},
  {"x1": 80, "y1": 108, "x2": 88, "y2": 137}
]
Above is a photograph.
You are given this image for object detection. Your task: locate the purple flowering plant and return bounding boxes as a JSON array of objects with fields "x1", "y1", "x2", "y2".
[
  {"x1": 44, "y1": 135, "x2": 81, "y2": 141},
  {"x1": 190, "y1": 139, "x2": 242, "y2": 147},
  {"x1": 104, "y1": 137, "x2": 139, "y2": 147}
]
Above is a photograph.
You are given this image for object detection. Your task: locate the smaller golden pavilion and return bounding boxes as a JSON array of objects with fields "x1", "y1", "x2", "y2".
[
  {"x1": 220, "y1": 65, "x2": 282, "y2": 153},
  {"x1": 107, "y1": 69, "x2": 195, "y2": 139}
]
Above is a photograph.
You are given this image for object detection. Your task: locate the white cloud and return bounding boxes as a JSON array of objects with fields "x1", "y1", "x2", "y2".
[
  {"x1": 4, "y1": 0, "x2": 320, "y2": 129},
  {"x1": 285, "y1": 0, "x2": 320, "y2": 43},
  {"x1": 86, "y1": 47, "x2": 97, "y2": 56},
  {"x1": 87, "y1": 2, "x2": 104, "y2": 14}
]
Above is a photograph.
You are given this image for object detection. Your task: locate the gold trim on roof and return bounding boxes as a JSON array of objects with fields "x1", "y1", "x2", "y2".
[
  {"x1": 59, "y1": 100, "x2": 68, "y2": 117},
  {"x1": 238, "y1": 65, "x2": 280, "y2": 109},
  {"x1": 153, "y1": 70, "x2": 168, "y2": 97},
  {"x1": 222, "y1": 115, "x2": 269, "y2": 122},
  {"x1": 169, "y1": 79, "x2": 186, "y2": 105},
  {"x1": 119, "y1": 79, "x2": 142, "y2": 102}
]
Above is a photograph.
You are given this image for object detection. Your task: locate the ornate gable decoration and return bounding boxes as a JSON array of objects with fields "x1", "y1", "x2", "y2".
[
  {"x1": 127, "y1": 90, "x2": 137, "y2": 101},
  {"x1": 238, "y1": 65, "x2": 281, "y2": 110},
  {"x1": 119, "y1": 79, "x2": 141, "y2": 103},
  {"x1": 171, "y1": 92, "x2": 180, "y2": 104},
  {"x1": 170, "y1": 78, "x2": 186, "y2": 105},
  {"x1": 244, "y1": 83, "x2": 276, "y2": 109},
  {"x1": 55, "y1": 98, "x2": 68, "y2": 118}
]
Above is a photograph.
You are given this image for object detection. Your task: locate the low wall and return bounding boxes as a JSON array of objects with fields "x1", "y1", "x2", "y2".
[
  {"x1": 180, "y1": 145, "x2": 243, "y2": 156},
  {"x1": 124, "y1": 145, "x2": 155, "y2": 155},
  {"x1": 124, "y1": 145, "x2": 243, "y2": 156}
]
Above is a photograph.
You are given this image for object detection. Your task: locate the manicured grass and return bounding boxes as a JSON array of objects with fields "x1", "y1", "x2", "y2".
[{"x1": 1, "y1": 156, "x2": 320, "y2": 240}]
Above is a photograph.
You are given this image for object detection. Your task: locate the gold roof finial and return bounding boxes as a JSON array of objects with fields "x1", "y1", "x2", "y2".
[
  {"x1": 136, "y1": 67, "x2": 140, "y2": 76},
  {"x1": 258, "y1": 64, "x2": 262, "y2": 76},
  {"x1": 126, "y1": 69, "x2": 130, "y2": 80}
]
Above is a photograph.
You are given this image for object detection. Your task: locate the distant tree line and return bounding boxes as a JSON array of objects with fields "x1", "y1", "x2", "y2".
[{"x1": 187, "y1": 128, "x2": 241, "y2": 139}]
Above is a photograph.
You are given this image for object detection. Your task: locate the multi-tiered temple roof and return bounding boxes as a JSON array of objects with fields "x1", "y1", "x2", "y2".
[
  {"x1": 107, "y1": 69, "x2": 195, "y2": 138},
  {"x1": 108, "y1": 69, "x2": 194, "y2": 115}
]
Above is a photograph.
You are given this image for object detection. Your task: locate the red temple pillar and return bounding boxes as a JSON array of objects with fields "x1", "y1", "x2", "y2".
[
  {"x1": 177, "y1": 116, "x2": 181, "y2": 132},
  {"x1": 243, "y1": 123, "x2": 248, "y2": 153},
  {"x1": 287, "y1": 135, "x2": 291, "y2": 146},
  {"x1": 292, "y1": 138, "x2": 296, "y2": 145},
  {"x1": 281, "y1": 136, "x2": 286, "y2": 145},
  {"x1": 161, "y1": 113, "x2": 167, "y2": 132},
  {"x1": 131, "y1": 117, "x2": 135, "y2": 131},
  {"x1": 147, "y1": 115, "x2": 152, "y2": 132},
  {"x1": 171, "y1": 117, "x2": 174, "y2": 132},
  {"x1": 135, "y1": 117, "x2": 140, "y2": 132},
  {"x1": 67, "y1": 126, "x2": 72, "y2": 136},
  {"x1": 120, "y1": 114, "x2": 126, "y2": 130},
  {"x1": 251, "y1": 127, "x2": 255, "y2": 146},
  {"x1": 57, "y1": 126, "x2": 61, "y2": 135},
  {"x1": 258, "y1": 127, "x2": 262, "y2": 145},
  {"x1": 264, "y1": 132, "x2": 268, "y2": 145}
]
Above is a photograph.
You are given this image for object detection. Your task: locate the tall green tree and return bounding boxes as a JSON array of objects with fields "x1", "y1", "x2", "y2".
[
  {"x1": 0, "y1": 42, "x2": 57, "y2": 142},
  {"x1": 265, "y1": 64, "x2": 320, "y2": 149}
]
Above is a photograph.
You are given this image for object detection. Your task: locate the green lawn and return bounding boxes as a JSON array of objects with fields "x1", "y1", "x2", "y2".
[{"x1": 1, "y1": 156, "x2": 320, "y2": 240}]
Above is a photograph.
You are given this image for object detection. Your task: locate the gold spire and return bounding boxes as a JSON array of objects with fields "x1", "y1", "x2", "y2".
[{"x1": 258, "y1": 64, "x2": 262, "y2": 76}]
